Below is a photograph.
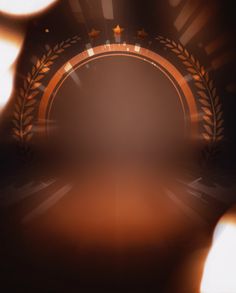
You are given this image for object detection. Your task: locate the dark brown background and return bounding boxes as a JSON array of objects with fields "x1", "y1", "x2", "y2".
[{"x1": 0, "y1": 0, "x2": 235, "y2": 292}]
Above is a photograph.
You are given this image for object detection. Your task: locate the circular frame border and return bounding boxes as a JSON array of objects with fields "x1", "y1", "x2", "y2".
[{"x1": 38, "y1": 43, "x2": 199, "y2": 138}]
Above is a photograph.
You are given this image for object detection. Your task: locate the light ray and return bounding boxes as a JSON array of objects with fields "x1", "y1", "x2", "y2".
[
  {"x1": 169, "y1": 0, "x2": 183, "y2": 7},
  {"x1": 174, "y1": 0, "x2": 199, "y2": 32},
  {"x1": 180, "y1": 6, "x2": 216, "y2": 46},
  {"x1": 205, "y1": 34, "x2": 230, "y2": 55},
  {"x1": 69, "y1": 0, "x2": 85, "y2": 23},
  {"x1": 101, "y1": 0, "x2": 114, "y2": 20},
  {"x1": 165, "y1": 188, "x2": 205, "y2": 225},
  {"x1": 22, "y1": 183, "x2": 73, "y2": 223},
  {"x1": 1, "y1": 179, "x2": 57, "y2": 207}
]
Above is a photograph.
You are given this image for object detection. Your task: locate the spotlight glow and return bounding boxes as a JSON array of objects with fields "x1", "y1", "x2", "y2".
[
  {"x1": 201, "y1": 212, "x2": 236, "y2": 293},
  {"x1": 0, "y1": 0, "x2": 58, "y2": 17},
  {"x1": 0, "y1": 29, "x2": 24, "y2": 110},
  {"x1": 0, "y1": 67, "x2": 14, "y2": 109}
]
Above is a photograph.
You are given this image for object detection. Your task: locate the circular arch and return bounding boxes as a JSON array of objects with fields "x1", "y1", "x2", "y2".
[{"x1": 38, "y1": 43, "x2": 199, "y2": 138}]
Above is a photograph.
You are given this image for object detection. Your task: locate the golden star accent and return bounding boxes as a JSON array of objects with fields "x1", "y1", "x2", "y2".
[
  {"x1": 88, "y1": 28, "x2": 100, "y2": 39},
  {"x1": 137, "y1": 29, "x2": 148, "y2": 39},
  {"x1": 113, "y1": 25, "x2": 124, "y2": 35}
]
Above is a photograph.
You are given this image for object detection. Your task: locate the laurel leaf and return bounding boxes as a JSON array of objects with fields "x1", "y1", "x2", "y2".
[
  {"x1": 202, "y1": 107, "x2": 212, "y2": 116},
  {"x1": 200, "y1": 66, "x2": 205, "y2": 76},
  {"x1": 198, "y1": 91, "x2": 208, "y2": 99},
  {"x1": 16, "y1": 96, "x2": 22, "y2": 105},
  {"x1": 14, "y1": 103, "x2": 21, "y2": 113},
  {"x1": 216, "y1": 104, "x2": 222, "y2": 113},
  {"x1": 217, "y1": 127, "x2": 224, "y2": 135},
  {"x1": 217, "y1": 119, "x2": 224, "y2": 127},
  {"x1": 217, "y1": 111, "x2": 223, "y2": 119},
  {"x1": 13, "y1": 128, "x2": 20, "y2": 136},
  {"x1": 195, "y1": 82, "x2": 205, "y2": 90},
  {"x1": 24, "y1": 124, "x2": 32, "y2": 134},
  {"x1": 35, "y1": 75, "x2": 44, "y2": 82},
  {"x1": 14, "y1": 112, "x2": 20, "y2": 120},
  {"x1": 172, "y1": 48, "x2": 180, "y2": 54},
  {"x1": 187, "y1": 67, "x2": 197, "y2": 74},
  {"x1": 24, "y1": 107, "x2": 34, "y2": 116},
  {"x1": 54, "y1": 44, "x2": 59, "y2": 51},
  {"x1": 217, "y1": 135, "x2": 224, "y2": 141},
  {"x1": 56, "y1": 49, "x2": 64, "y2": 53},
  {"x1": 203, "y1": 133, "x2": 211, "y2": 141},
  {"x1": 41, "y1": 67, "x2": 50, "y2": 73},
  {"x1": 23, "y1": 116, "x2": 33, "y2": 126},
  {"x1": 12, "y1": 119, "x2": 20, "y2": 128},
  {"x1": 19, "y1": 88, "x2": 25, "y2": 98},
  {"x1": 178, "y1": 55, "x2": 186, "y2": 61},
  {"x1": 47, "y1": 49, "x2": 52, "y2": 56},
  {"x1": 12, "y1": 134, "x2": 20, "y2": 141},
  {"x1": 214, "y1": 96, "x2": 220, "y2": 106},
  {"x1": 25, "y1": 132, "x2": 33, "y2": 142},
  {"x1": 41, "y1": 54, "x2": 46, "y2": 63},
  {"x1": 196, "y1": 60, "x2": 200, "y2": 69},
  {"x1": 23, "y1": 79, "x2": 28, "y2": 90},
  {"x1": 25, "y1": 99, "x2": 37, "y2": 107},
  {"x1": 203, "y1": 115, "x2": 213, "y2": 125},
  {"x1": 183, "y1": 61, "x2": 192, "y2": 67},
  {"x1": 27, "y1": 73, "x2": 31, "y2": 83},
  {"x1": 184, "y1": 49, "x2": 189, "y2": 57},
  {"x1": 178, "y1": 43, "x2": 183, "y2": 51},
  {"x1": 50, "y1": 55, "x2": 58, "y2": 60},
  {"x1": 31, "y1": 82, "x2": 41, "y2": 90},
  {"x1": 36, "y1": 60, "x2": 41, "y2": 69},
  {"x1": 209, "y1": 80, "x2": 214, "y2": 90},
  {"x1": 27, "y1": 91, "x2": 39, "y2": 100},
  {"x1": 190, "y1": 55, "x2": 195, "y2": 63},
  {"x1": 212, "y1": 87, "x2": 217, "y2": 97},
  {"x1": 205, "y1": 72, "x2": 210, "y2": 82},
  {"x1": 199, "y1": 99, "x2": 211, "y2": 107},
  {"x1": 44, "y1": 61, "x2": 53, "y2": 67},
  {"x1": 32, "y1": 65, "x2": 36, "y2": 75},
  {"x1": 204, "y1": 125, "x2": 213, "y2": 135}
]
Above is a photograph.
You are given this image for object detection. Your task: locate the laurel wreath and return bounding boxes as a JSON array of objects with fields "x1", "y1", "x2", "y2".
[
  {"x1": 12, "y1": 34, "x2": 224, "y2": 164},
  {"x1": 12, "y1": 35, "x2": 80, "y2": 146},
  {"x1": 156, "y1": 36, "x2": 224, "y2": 146}
]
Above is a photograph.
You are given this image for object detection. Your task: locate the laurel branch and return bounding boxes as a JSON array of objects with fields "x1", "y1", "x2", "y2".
[
  {"x1": 12, "y1": 35, "x2": 80, "y2": 145},
  {"x1": 156, "y1": 36, "x2": 224, "y2": 145}
]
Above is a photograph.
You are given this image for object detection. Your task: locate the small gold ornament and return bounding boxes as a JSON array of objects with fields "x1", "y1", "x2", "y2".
[
  {"x1": 137, "y1": 29, "x2": 148, "y2": 39},
  {"x1": 88, "y1": 28, "x2": 100, "y2": 39},
  {"x1": 113, "y1": 25, "x2": 124, "y2": 36}
]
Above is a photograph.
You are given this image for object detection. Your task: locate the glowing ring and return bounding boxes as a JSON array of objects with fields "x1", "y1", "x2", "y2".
[{"x1": 38, "y1": 44, "x2": 198, "y2": 138}]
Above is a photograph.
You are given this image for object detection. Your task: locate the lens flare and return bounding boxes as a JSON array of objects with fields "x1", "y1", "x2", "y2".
[
  {"x1": 0, "y1": 67, "x2": 14, "y2": 109},
  {"x1": 200, "y1": 211, "x2": 236, "y2": 293},
  {"x1": 0, "y1": 28, "x2": 24, "y2": 110},
  {"x1": 0, "y1": 0, "x2": 58, "y2": 17}
]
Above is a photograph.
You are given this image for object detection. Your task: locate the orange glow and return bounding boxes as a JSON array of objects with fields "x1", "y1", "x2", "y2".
[
  {"x1": 201, "y1": 211, "x2": 236, "y2": 293},
  {"x1": 0, "y1": 0, "x2": 58, "y2": 17},
  {"x1": 0, "y1": 67, "x2": 14, "y2": 109},
  {"x1": 0, "y1": 28, "x2": 24, "y2": 110}
]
